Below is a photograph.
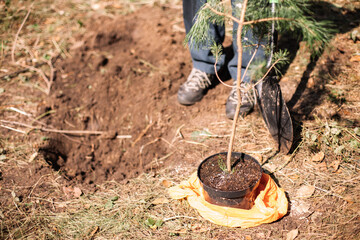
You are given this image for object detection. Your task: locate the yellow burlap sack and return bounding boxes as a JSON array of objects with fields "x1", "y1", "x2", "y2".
[{"x1": 168, "y1": 172, "x2": 288, "y2": 228}]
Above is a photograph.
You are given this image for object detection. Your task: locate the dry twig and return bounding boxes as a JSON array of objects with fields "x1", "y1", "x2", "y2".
[
  {"x1": 0, "y1": 120, "x2": 131, "y2": 138},
  {"x1": 132, "y1": 121, "x2": 155, "y2": 147},
  {"x1": 11, "y1": 4, "x2": 33, "y2": 63},
  {"x1": 0, "y1": 54, "x2": 61, "y2": 81}
]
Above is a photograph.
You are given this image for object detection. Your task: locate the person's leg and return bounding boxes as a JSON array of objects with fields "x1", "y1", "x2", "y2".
[
  {"x1": 225, "y1": 0, "x2": 268, "y2": 119},
  {"x1": 178, "y1": 0, "x2": 226, "y2": 105},
  {"x1": 183, "y1": 0, "x2": 226, "y2": 74},
  {"x1": 227, "y1": 26, "x2": 268, "y2": 83}
]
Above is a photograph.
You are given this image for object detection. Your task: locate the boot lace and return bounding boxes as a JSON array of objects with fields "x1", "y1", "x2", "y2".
[
  {"x1": 228, "y1": 84, "x2": 255, "y2": 105},
  {"x1": 183, "y1": 68, "x2": 212, "y2": 91}
]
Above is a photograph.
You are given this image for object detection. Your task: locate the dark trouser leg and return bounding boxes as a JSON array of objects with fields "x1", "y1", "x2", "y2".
[
  {"x1": 228, "y1": 0, "x2": 268, "y2": 83},
  {"x1": 183, "y1": 0, "x2": 225, "y2": 74},
  {"x1": 225, "y1": 0, "x2": 269, "y2": 119}
]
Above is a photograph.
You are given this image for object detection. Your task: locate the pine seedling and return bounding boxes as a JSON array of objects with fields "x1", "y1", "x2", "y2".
[{"x1": 185, "y1": 0, "x2": 332, "y2": 171}]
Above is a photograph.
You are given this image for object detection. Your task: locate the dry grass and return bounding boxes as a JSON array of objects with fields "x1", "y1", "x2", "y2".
[{"x1": 1, "y1": 0, "x2": 360, "y2": 239}]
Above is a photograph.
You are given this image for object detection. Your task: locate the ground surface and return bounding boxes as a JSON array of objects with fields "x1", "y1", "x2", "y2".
[{"x1": 1, "y1": 0, "x2": 360, "y2": 239}]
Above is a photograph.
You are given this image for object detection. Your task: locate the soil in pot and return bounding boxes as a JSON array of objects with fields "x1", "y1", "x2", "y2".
[{"x1": 199, "y1": 152, "x2": 262, "y2": 192}]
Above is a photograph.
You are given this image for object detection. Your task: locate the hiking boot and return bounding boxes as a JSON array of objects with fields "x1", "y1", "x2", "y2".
[
  {"x1": 225, "y1": 83, "x2": 255, "y2": 119},
  {"x1": 177, "y1": 68, "x2": 215, "y2": 105}
]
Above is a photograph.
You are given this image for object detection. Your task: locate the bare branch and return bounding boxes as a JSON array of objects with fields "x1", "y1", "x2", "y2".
[
  {"x1": 45, "y1": 59, "x2": 55, "y2": 94},
  {"x1": 10, "y1": 62, "x2": 51, "y2": 94},
  {"x1": 11, "y1": 5, "x2": 33, "y2": 63},
  {"x1": 131, "y1": 120, "x2": 155, "y2": 147},
  {"x1": 205, "y1": 5, "x2": 241, "y2": 25},
  {"x1": 213, "y1": 58, "x2": 233, "y2": 88},
  {"x1": 0, "y1": 124, "x2": 27, "y2": 134},
  {"x1": 0, "y1": 120, "x2": 132, "y2": 138},
  {"x1": 206, "y1": 4, "x2": 292, "y2": 26},
  {"x1": 0, "y1": 54, "x2": 60, "y2": 80},
  {"x1": 244, "y1": 17, "x2": 292, "y2": 25},
  {"x1": 253, "y1": 58, "x2": 283, "y2": 87}
]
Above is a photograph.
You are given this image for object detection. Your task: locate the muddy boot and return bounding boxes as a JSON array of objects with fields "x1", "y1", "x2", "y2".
[
  {"x1": 225, "y1": 83, "x2": 255, "y2": 120},
  {"x1": 177, "y1": 68, "x2": 215, "y2": 105}
]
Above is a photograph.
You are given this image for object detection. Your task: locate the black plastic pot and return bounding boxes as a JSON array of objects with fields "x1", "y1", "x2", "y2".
[{"x1": 197, "y1": 152, "x2": 263, "y2": 209}]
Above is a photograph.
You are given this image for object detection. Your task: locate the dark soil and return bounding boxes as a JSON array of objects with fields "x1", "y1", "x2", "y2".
[
  {"x1": 199, "y1": 153, "x2": 262, "y2": 192},
  {"x1": 41, "y1": 6, "x2": 194, "y2": 185}
]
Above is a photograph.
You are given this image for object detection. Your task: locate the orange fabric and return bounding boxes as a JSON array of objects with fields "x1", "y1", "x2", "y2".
[{"x1": 168, "y1": 172, "x2": 288, "y2": 228}]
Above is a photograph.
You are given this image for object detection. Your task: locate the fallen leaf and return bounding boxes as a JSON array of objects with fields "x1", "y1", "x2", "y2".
[
  {"x1": 310, "y1": 211, "x2": 323, "y2": 225},
  {"x1": 63, "y1": 186, "x2": 73, "y2": 197},
  {"x1": 310, "y1": 152, "x2": 325, "y2": 163},
  {"x1": 144, "y1": 218, "x2": 162, "y2": 229},
  {"x1": 255, "y1": 232, "x2": 266, "y2": 239},
  {"x1": 104, "y1": 200, "x2": 114, "y2": 209},
  {"x1": 327, "y1": 158, "x2": 341, "y2": 172},
  {"x1": 344, "y1": 196, "x2": 354, "y2": 204},
  {"x1": 112, "y1": 3, "x2": 123, "y2": 9},
  {"x1": 57, "y1": 203, "x2": 66, "y2": 208},
  {"x1": 145, "y1": 218, "x2": 156, "y2": 227},
  {"x1": 190, "y1": 223, "x2": 209, "y2": 233},
  {"x1": 291, "y1": 200, "x2": 311, "y2": 218},
  {"x1": 316, "y1": 161, "x2": 327, "y2": 171},
  {"x1": 191, "y1": 130, "x2": 212, "y2": 142},
  {"x1": 286, "y1": 229, "x2": 299, "y2": 240},
  {"x1": 350, "y1": 29, "x2": 360, "y2": 42},
  {"x1": 282, "y1": 155, "x2": 292, "y2": 163},
  {"x1": 73, "y1": 187, "x2": 82, "y2": 198},
  {"x1": 44, "y1": 17, "x2": 56, "y2": 25},
  {"x1": 350, "y1": 55, "x2": 360, "y2": 62},
  {"x1": 150, "y1": 224, "x2": 158, "y2": 230},
  {"x1": 110, "y1": 196, "x2": 119, "y2": 201},
  {"x1": 263, "y1": 163, "x2": 277, "y2": 173},
  {"x1": 152, "y1": 197, "x2": 169, "y2": 205},
  {"x1": 173, "y1": 228, "x2": 187, "y2": 234},
  {"x1": 306, "y1": 77, "x2": 315, "y2": 88},
  {"x1": 28, "y1": 152, "x2": 38, "y2": 162},
  {"x1": 335, "y1": 145, "x2": 345, "y2": 155},
  {"x1": 83, "y1": 204, "x2": 91, "y2": 209},
  {"x1": 161, "y1": 180, "x2": 173, "y2": 188},
  {"x1": 297, "y1": 185, "x2": 315, "y2": 198},
  {"x1": 88, "y1": 226, "x2": 99, "y2": 239},
  {"x1": 63, "y1": 186, "x2": 82, "y2": 198},
  {"x1": 70, "y1": 41, "x2": 84, "y2": 50},
  {"x1": 333, "y1": 186, "x2": 346, "y2": 194},
  {"x1": 289, "y1": 174, "x2": 300, "y2": 180}
]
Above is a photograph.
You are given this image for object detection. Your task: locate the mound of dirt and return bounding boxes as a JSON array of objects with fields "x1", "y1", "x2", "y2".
[{"x1": 41, "y1": 6, "x2": 197, "y2": 184}]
